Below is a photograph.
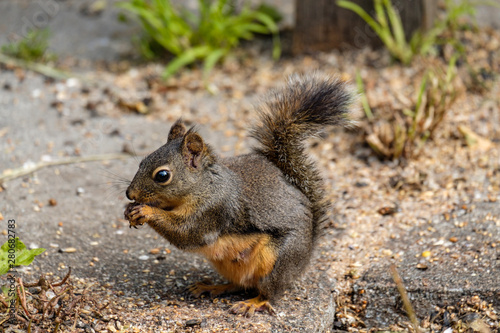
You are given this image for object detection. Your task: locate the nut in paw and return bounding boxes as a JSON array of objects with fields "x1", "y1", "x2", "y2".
[{"x1": 125, "y1": 203, "x2": 154, "y2": 228}]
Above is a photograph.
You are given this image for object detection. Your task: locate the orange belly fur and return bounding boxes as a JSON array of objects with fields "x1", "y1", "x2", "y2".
[{"x1": 194, "y1": 233, "x2": 277, "y2": 288}]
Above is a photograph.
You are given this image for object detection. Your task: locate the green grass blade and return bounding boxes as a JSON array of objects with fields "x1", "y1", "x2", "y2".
[
  {"x1": 253, "y1": 11, "x2": 281, "y2": 59},
  {"x1": 408, "y1": 73, "x2": 428, "y2": 140},
  {"x1": 163, "y1": 45, "x2": 211, "y2": 78},
  {"x1": 374, "y1": 0, "x2": 389, "y2": 30},
  {"x1": 253, "y1": 11, "x2": 279, "y2": 33},
  {"x1": 337, "y1": 0, "x2": 395, "y2": 51},
  {"x1": 337, "y1": 1, "x2": 385, "y2": 37},
  {"x1": 446, "y1": 54, "x2": 458, "y2": 84},
  {"x1": 355, "y1": 70, "x2": 374, "y2": 120},
  {"x1": 383, "y1": 0, "x2": 406, "y2": 50},
  {"x1": 202, "y1": 48, "x2": 226, "y2": 79}
]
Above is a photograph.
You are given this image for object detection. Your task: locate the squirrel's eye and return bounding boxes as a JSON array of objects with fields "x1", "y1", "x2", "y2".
[{"x1": 153, "y1": 169, "x2": 172, "y2": 184}]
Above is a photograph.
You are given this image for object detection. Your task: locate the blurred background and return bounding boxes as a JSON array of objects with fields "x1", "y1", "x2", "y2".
[{"x1": 0, "y1": 1, "x2": 499, "y2": 61}]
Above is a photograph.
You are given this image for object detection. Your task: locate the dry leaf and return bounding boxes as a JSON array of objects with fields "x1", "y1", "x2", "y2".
[{"x1": 458, "y1": 125, "x2": 493, "y2": 150}]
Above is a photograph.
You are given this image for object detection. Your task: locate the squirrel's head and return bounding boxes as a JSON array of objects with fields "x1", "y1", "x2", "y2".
[{"x1": 126, "y1": 119, "x2": 217, "y2": 210}]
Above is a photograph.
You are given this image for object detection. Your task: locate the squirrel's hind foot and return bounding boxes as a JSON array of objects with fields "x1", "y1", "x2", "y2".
[
  {"x1": 187, "y1": 282, "x2": 241, "y2": 298},
  {"x1": 229, "y1": 295, "x2": 275, "y2": 317}
]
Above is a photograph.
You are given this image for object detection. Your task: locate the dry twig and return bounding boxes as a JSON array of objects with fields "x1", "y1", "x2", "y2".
[
  {"x1": 0, "y1": 153, "x2": 132, "y2": 185},
  {"x1": 0, "y1": 53, "x2": 72, "y2": 80},
  {"x1": 390, "y1": 264, "x2": 421, "y2": 333},
  {"x1": 16, "y1": 278, "x2": 32, "y2": 319},
  {"x1": 1, "y1": 268, "x2": 104, "y2": 332}
]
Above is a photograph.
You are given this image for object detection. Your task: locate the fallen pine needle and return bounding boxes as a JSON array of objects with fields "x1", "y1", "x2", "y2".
[
  {"x1": 0, "y1": 153, "x2": 132, "y2": 184},
  {"x1": 0, "y1": 53, "x2": 73, "y2": 80},
  {"x1": 390, "y1": 264, "x2": 421, "y2": 333}
]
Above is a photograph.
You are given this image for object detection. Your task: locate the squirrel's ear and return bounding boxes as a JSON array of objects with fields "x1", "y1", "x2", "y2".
[
  {"x1": 181, "y1": 131, "x2": 206, "y2": 169},
  {"x1": 168, "y1": 119, "x2": 187, "y2": 142}
]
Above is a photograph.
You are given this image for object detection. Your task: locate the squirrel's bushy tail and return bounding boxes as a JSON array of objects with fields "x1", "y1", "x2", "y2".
[{"x1": 251, "y1": 74, "x2": 354, "y2": 239}]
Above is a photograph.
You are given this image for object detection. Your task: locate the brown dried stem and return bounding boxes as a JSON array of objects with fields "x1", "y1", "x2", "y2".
[
  {"x1": 16, "y1": 278, "x2": 31, "y2": 319},
  {"x1": 0, "y1": 153, "x2": 132, "y2": 185},
  {"x1": 52, "y1": 267, "x2": 72, "y2": 287},
  {"x1": 390, "y1": 265, "x2": 420, "y2": 333}
]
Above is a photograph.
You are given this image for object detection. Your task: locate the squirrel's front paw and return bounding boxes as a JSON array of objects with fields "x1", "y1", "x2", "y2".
[{"x1": 125, "y1": 203, "x2": 154, "y2": 228}]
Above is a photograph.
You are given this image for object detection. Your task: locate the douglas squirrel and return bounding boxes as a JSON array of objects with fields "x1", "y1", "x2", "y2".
[{"x1": 124, "y1": 74, "x2": 354, "y2": 316}]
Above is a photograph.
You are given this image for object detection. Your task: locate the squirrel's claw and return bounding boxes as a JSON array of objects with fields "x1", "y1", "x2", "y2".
[
  {"x1": 229, "y1": 295, "x2": 275, "y2": 317},
  {"x1": 125, "y1": 203, "x2": 149, "y2": 228},
  {"x1": 186, "y1": 281, "x2": 209, "y2": 298}
]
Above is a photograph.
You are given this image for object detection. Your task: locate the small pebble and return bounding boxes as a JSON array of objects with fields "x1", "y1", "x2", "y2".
[
  {"x1": 138, "y1": 255, "x2": 149, "y2": 261},
  {"x1": 46, "y1": 290, "x2": 56, "y2": 300},
  {"x1": 106, "y1": 323, "x2": 117, "y2": 332},
  {"x1": 59, "y1": 247, "x2": 77, "y2": 253},
  {"x1": 416, "y1": 263, "x2": 428, "y2": 270},
  {"x1": 76, "y1": 187, "x2": 85, "y2": 195},
  {"x1": 421, "y1": 251, "x2": 431, "y2": 258},
  {"x1": 377, "y1": 205, "x2": 398, "y2": 216},
  {"x1": 32, "y1": 89, "x2": 42, "y2": 98},
  {"x1": 185, "y1": 319, "x2": 201, "y2": 327},
  {"x1": 66, "y1": 78, "x2": 79, "y2": 87}
]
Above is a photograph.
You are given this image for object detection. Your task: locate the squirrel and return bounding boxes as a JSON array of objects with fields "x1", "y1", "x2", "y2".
[{"x1": 124, "y1": 74, "x2": 353, "y2": 316}]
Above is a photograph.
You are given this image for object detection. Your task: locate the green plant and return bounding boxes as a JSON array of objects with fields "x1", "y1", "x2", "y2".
[
  {"x1": 0, "y1": 237, "x2": 45, "y2": 276},
  {"x1": 365, "y1": 56, "x2": 461, "y2": 159},
  {"x1": 337, "y1": 0, "x2": 414, "y2": 64},
  {"x1": 337, "y1": 0, "x2": 499, "y2": 65},
  {"x1": 411, "y1": 0, "x2": 497, "y2": 58},
  {"x1": 356, "y1": 70, "x2": 373, "y2": 120},
  {"x1": 438, "y1": 0, "x2": 499, "y2": 93},
  {"x1": 1, "y1": 29, "x2": 54, "y2": 63},
  {"x1": 118, "y1": 0, "x2": 281, "y2": 79},
  {"x1": 444, "y1": 0, "x2": 500, "y2": 31}
]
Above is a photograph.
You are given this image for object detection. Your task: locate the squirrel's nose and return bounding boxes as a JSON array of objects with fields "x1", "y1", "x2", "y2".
[{"x1": 126, "y1": 187, "x2": 134, "y2": 201}]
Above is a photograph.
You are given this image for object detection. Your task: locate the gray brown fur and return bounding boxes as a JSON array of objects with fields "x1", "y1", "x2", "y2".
[{"x1": 251, "y1": 75, "x2": 353, "y2": 243}]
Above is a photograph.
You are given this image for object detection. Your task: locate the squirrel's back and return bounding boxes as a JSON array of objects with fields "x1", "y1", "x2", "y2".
[{"x1": 250, "y1": 74, "x2": 354, "y2": 242}]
